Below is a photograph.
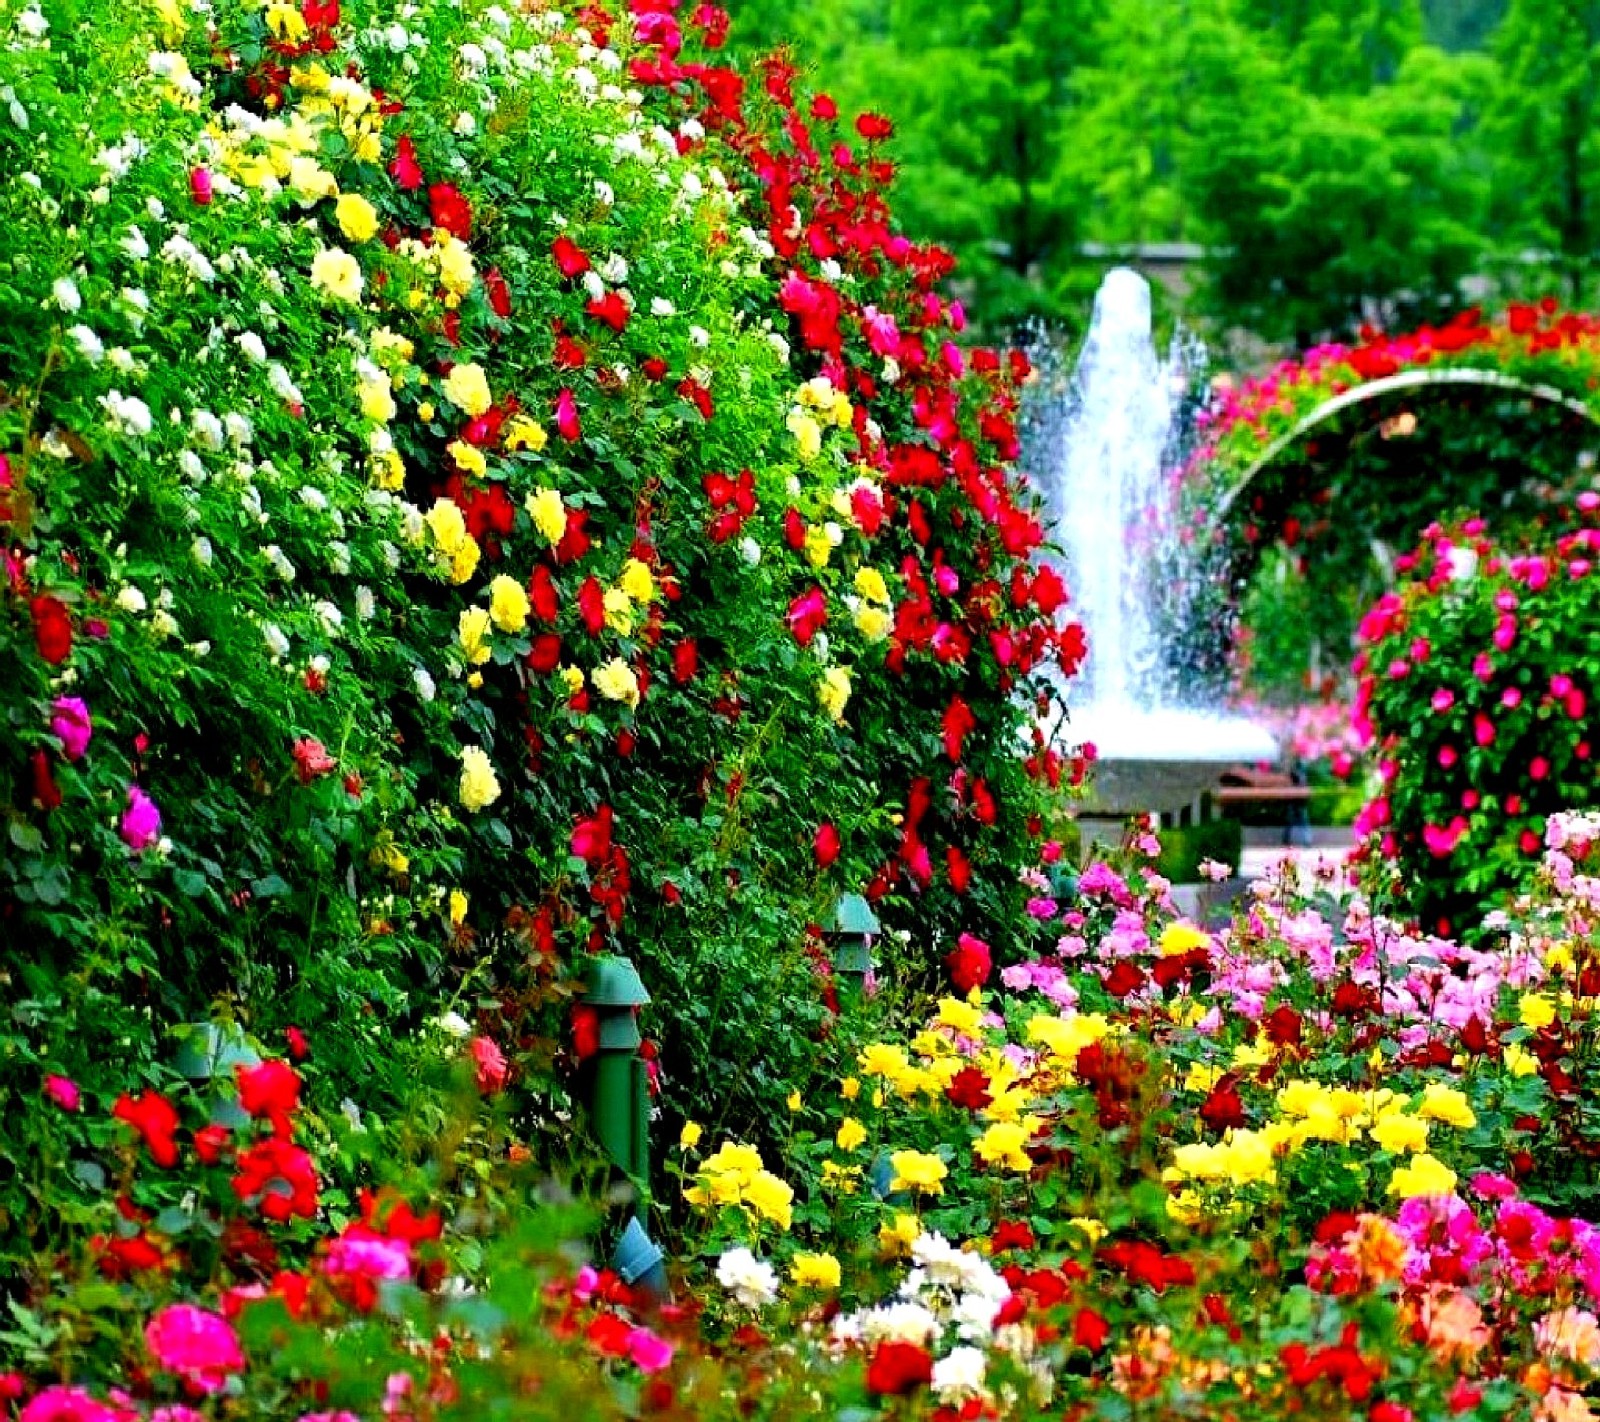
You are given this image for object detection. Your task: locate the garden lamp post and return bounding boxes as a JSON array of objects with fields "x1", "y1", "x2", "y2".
[
  {"x1": 582, "y1": 955, "x2": 668, "y2": 1295},
  {"x1": 831, "y1": 892, "x2": 881, "y2": 1001}
]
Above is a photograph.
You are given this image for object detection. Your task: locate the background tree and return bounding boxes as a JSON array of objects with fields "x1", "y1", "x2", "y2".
[{"x1": 1483, "y1": 0, "x2": 1600, "y2": 305}]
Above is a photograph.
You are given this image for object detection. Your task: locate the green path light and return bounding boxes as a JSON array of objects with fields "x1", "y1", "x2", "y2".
[
  {"x1": 582, "y1": 955, "x2": 667, "y2": 1296},
  {"x1": 831, "y1": 892, "x2": 881, "y2": 1001}
]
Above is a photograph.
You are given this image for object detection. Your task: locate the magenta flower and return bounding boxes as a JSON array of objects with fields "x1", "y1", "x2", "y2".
[
  {"x1": 1431, "y1": 688, "x2": 1454, "y2": 713},
  {"x1": 50, "y1": 696, "x2": 92, "y2": 761},
  {"x1": 120, "y1": 784, "x2": 162, "y2": 852},
  {"x1": 144, "y1": 1304, "x2": 245, "y2": 1393},
  {"x1": 19, "y1": 1386, "x2": 119, "y2": 1422},
  {"x1": 470, "y1": 1034, "x2": 508, "y2": 1094},
  {"x1": 43, "y1": 1074, "x2": 79, "y2": 1112},
  {"x1": 625, "y1": 1326, "x2": 674, "y2": 1374},
  {"x1": 189, "y1": 167, "x2": 213, "y2": 205}
]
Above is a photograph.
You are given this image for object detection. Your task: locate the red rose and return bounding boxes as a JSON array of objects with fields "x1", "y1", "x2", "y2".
[
  {"x1": 945, "y1": 933, "x2": 991, "y2": 993},
  {"x1": 30, "y1": 750, "x2": 61, "y2": 811},
  {"x1": 1073, "y1": 1306, "x2": 1111, "y2": 1352},
  {"x1": 814, "y1": 821, "x2": 840, "y2": 868},
  {"x1": 428, "y1": 182, "x2": 472, "y2": 240},
  {"x1": 389, "y1": 134, "x2": 423, "y2": 191},
  {"x1": 672, "y1": 639, "x2": 698, "y2": 685},
  {"x1": 551, "y1": 236, "x2": 590, "y2": 279},
  {"x1": 236, "y1": 1060, "x2": 302, "y2": 1133},
  {"x1": 865, "y1": 1340, "x2": 931, "y2": 1396},
  {"x1": 113, "y1": 1091, "x2": 181, "y2": 1168},
  {"x1": 31, "y1": 595, "x2": 72, "y2": 664}
]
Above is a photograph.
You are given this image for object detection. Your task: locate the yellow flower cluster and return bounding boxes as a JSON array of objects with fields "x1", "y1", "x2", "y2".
[
  {"x1": 424, "y1": 499, "x2": 481, "y2": 584},
  {"x1": 852, "y1": 564, "x2": 893, "y2": 641},
  {"x1": 458, "y1": 745, "x2": 501, "y2": 812},
  {"x1": 685, "y1": 1142, "x2": 794, "y2": 1230},
  {"x1": 795, "y1": 375, "x2": 854, "y2": 429},
  {"x1": 1167, "y1": 1129, "x2": 1278, "y2": 1188},
  {"x1": 818, "y1": 665, "x2": 851, "y2": 723},
  {"x1": 790, "y1": 1252, "x2": 842, "y2": 1290}
]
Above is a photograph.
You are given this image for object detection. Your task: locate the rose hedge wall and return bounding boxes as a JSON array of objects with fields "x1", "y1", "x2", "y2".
[{"x1": 0, "y1": 0, "x2": 1082, "y2": 1254}]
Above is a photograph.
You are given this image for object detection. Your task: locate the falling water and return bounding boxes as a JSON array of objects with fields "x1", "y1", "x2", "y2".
[{"x1": 1027, "y1": 268, "x2": 1277, "y2": 764}]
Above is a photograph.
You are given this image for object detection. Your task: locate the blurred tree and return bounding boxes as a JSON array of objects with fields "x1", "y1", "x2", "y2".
[
  {"x1": 1180, "y1": 14, "x2": 1488, "y2": 345},
  {"x1": 1483, "y1": 0, "x2": 1600, "y2": 305},
  {"x1": 1422, "y1": 0, "x2": 1509, "y2": 49}
]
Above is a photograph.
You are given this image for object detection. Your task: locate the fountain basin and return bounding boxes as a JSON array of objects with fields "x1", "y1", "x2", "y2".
[{"x1": 1061, "y1": 707, "x2": 1280, "y2": 822}]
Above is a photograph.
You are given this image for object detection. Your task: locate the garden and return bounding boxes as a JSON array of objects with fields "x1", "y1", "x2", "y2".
[{"x1": 6, "y1": 0, "x2": 1600, "y2": 1419}]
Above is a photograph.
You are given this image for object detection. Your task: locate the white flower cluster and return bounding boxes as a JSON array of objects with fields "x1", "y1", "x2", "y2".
[{"x1": 716, "y1": 1246, "x2": 779, "y2": 1309}]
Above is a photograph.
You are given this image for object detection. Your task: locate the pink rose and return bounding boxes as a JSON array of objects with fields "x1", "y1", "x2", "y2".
[
  {"x1": 470, "y1": 1035, "x2": 508, "y2": 1094},
  {"x1": 121, "y1": 784, "x2": 162, "y2": 852},
  {"x1": 50, "y1": 697, "x2": 92, "y2": 761},
  {"x1": 144, "y1": 1305, "x2": 244, "y2": 1393},
  {"x1": 190, "y1": 167, "x2": 213, "y2": 205},
  {"x1": 44, "y1": 1074, "x2": 79, "y2": 1111}
]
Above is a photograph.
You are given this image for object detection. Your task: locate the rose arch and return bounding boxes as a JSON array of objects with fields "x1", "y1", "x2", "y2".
[{"x1": 1180, "y1": 305, "x2": 1600, "y2": 702}]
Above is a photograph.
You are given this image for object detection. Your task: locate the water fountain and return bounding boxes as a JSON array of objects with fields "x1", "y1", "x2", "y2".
[{"x1": 1029, "y1": 268, "x2": 1278, "y2": 825}]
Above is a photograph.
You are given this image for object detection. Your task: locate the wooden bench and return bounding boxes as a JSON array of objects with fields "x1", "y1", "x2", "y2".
[{"x1": 1211, "y1": 768, "x2": 1313, "y2": 846}]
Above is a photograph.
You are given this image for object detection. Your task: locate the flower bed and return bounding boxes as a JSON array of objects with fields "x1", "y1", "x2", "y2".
[{"x1": 11, "y1": 826, "x2": 1600, "y2": 1418}]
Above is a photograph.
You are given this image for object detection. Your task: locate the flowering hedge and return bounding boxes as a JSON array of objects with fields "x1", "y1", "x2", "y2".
[
  {"x1": 1353, "y1": 516, "x2": 1600, "y2": 932},
  {"x1": 0, "y1": 0, "x2": 1086, "y2": 1263}
]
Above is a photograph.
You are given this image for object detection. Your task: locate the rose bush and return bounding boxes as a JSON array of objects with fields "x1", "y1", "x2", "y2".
[{"x1": 1353, "y1": 515, "x2": 1600, "y2": 933}]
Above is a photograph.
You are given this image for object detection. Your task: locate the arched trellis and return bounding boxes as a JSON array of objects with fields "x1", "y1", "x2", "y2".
[{"x1": 1209, "y1": 367, "x2": 1600, "y2": 529}]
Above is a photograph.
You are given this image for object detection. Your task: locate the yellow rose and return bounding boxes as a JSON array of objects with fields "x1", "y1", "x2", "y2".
[
  {"x1": 335, "y1": 192, "x2": 380, "y2": 243},
  {"x1": 447, "y1": 439, "x2": 487, "y2": 479},
  {"x1": 504, "y1": 415, "x2": 548, "y2": 453},
  {"x1": 854, "y1": 566, "x2": 889, "y2": 605},
  {"x1": 835, "y1": 1117, "x2": 867, "y2": 1151},
  {"x1": 1388, "y1": 1152, "x2": 1458, "y2": 1199},
  {"x1": 879, "y1": 1212, "x2": 921, "y2": 1257},
  {"x1": 592, "y1": 658, "x2": 641, "y2": 709},
  {"x1": 488, "y1": 574, "x2": 530, "y2": 634},
  {"x1": 602, "y1": 587, "x2": 633, "y2": 636},
  {"x1": 559, "y1": 666, "x2": 585, "y2": 696},
  {"x1": 1370, "y1": 1111, "x2": 1429, "y2": 1155},
  {"x1": 619, "y1": 558, "x2": 655, "y2": 603},
  {"x1": 854, "y1": 604, "x2": 892, "y2": 642},
  {"x1": 448, "y1": 889, "x2": 468, "y2": 926},
  {"x1": 804, "y1": 524, "x2": 833, "y2": 569},
  {"x1": 359, "y1": 372, "x2": 396, "y2": 423},
  {"x1": 441, "y1": 361, "x2": 492, "y2": 418},
  {"x1": 449, "y1": 536, "x2": 481, "y2": 585},
  {"x1": 288, "y1": 155, "x2": 337, "y2": 203},
  {"x1": 370, "y1": 448, "x2": 404, "y2": 490},
  {"x1": 1503, "y1": 1042, "x2": 1538, "y2": 1077},
  {"x1": 1417, "y1": 1083, "x2": 1477, "y2": 1131},
  {"x1": 370, "y1": 327, "x2": 415, "y2": 363},
  {"x1": 743, "y1": 1169, "x2": 794, "y2": 1229},
  {"x1": 974, "y1": 1120, "x2": 1033, "y2": 1172},
  {"x1": 1520, "y1": 993, "x2": 1558, "y2": 1031},
  {"x1": 424, "y1": 497, "x2": 468, "y2": 553},
  {"x1": 458, "y1": 745, "x2": 500, "y2": 812},
  {"x1": 888, "y1": 1149, "x2": 948, "y2": 1195},
  {"x1": 841, "y1": 1076, "x2": 860, "y2": 1100},
  {"x1": 859, "y1": 1043, "x2": 910, "y2": 1079},
  {"x1": 787, "y1": 409, "x2": 822, "y2": 461},
  {"x1": 310, "y1": 247, "x2": 363, "y2": 303},
  {"x1": 1158, "y1": 921, "x2": 1210, "y2": 956},
  {"x1": 417, "y1": 400, "x2": 436, "y2": 424},
  {"x1": 458, "y1": 606, "x2": 493, "y2": 665},
  {"x1": 436, "y1": 234, "x2": 475, "y2": 296},
  {"x1": 525, "y1": 487, "x2": 566, "y2": 545},
  {"x1": 679, "y1": 1121, "x2": 703, "y2": 1151},
  {"x1": 818, "y1": 665, "x2": 851, "y2": 723},
  {"x1": 790, "y1": 1252, "x2": 841, "y2": 1290}
]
